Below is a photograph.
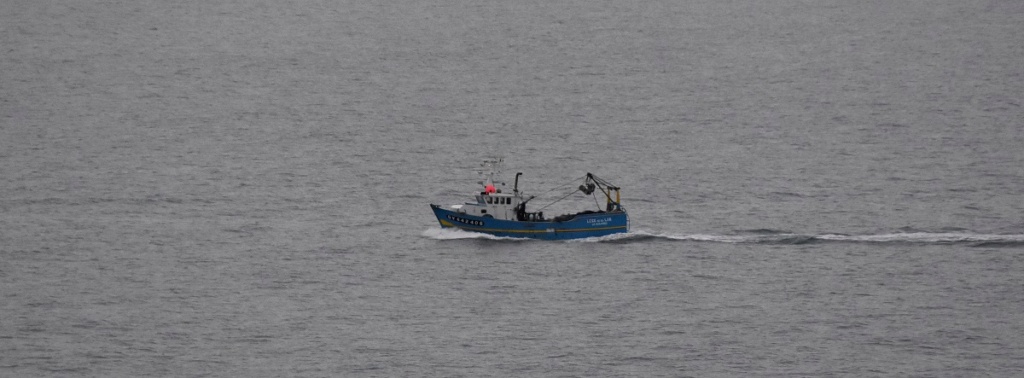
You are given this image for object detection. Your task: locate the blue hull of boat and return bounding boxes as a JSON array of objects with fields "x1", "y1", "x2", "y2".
[{"x1": 430, "y1": 204, "x2": 629, "y2": 240}]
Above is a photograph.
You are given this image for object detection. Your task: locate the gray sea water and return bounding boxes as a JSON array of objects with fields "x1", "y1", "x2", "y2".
[{"x1": 3, "y1": 0, "x2": 1024, "y2": 376}]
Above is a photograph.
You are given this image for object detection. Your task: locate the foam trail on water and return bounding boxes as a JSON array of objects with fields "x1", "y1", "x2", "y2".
[
  {"x1": 816, "y1": 232, "x2": 1024, "y2": 244},
  {"x1": 569, "y1": 230, "x2": 753, "y2": 243},
  {"x1": 615, "y1": 230, "x2": 1024, "y2": 246},
  {"x1": 420, "y1": 228, "x2": 531, "y2": 241},
  {"x1": 423, "y1": 228, "x2": 1024, "y2": 246}
]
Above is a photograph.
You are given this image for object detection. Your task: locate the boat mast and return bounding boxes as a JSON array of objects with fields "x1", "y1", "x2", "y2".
[{"x1": 477, "y1": 158, "x2": 504, "y2": 193}]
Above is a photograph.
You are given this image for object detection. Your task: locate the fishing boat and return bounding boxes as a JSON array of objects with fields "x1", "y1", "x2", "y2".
[{"x1": 429, "y1": 159, "x2": 629, "y2": 240}]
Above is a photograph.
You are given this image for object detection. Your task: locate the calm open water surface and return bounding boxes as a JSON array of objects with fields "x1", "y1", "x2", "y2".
[{"x1": 3, "y1": 0, "x2": 1024, "y2": 376}]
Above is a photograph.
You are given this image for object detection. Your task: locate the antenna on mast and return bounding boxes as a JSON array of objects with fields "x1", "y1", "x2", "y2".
[{"x1": 476, "y1": 157, "x2": 504, "y2": 183}]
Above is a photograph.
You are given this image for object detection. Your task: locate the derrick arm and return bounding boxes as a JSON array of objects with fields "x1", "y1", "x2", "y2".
[{"x1": 585, "y1": 173, "x2": 623, "y2": 211}]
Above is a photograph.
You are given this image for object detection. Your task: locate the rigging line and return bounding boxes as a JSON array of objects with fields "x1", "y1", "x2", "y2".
[
  {"x1": 535, "y1": 189, "x2": 581, "y2": 212},
  {"x1": 591, "y1": 191, "x2": 601, "y2": 210},
  {"x1": 532, "y1": 175, "x2": 587, "y2": 198}
]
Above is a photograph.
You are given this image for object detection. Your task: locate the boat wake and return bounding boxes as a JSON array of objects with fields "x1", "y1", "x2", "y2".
[
  {"x1": 424, "y1": 228, "x2": 1024, "y2": 247},
  {"x1": 421, "y1": 228, "x2": 535, "y2": 241},
  {"x1": 576, "y1": 230, "x2": 1024, "y2": 247}
]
